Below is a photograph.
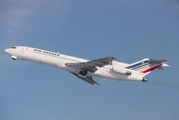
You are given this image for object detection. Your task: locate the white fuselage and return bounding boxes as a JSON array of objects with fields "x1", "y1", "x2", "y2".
[{"x1": 4, "y1": 46, "x2": 145, "y2": 82}]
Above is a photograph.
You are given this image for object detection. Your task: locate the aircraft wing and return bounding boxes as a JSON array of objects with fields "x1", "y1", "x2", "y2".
[
  {"x1": 71, "y1": 73, "x2": 101, "y2": 85},
  {"x1": 66, "y1": 56, "x2": 116, "y2": 72}
]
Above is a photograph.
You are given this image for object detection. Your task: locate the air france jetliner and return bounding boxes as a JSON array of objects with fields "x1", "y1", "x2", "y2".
[{"x1": 4, "y1": 46, "x2": 170, "y2": 85}]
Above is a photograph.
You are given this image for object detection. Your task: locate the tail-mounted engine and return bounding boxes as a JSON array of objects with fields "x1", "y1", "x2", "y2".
[{"x1": 112, "y1": 66, "x2": 132, "y2": 75}]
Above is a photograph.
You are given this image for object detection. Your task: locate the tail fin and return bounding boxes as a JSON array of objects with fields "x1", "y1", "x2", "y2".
[{"x1": 126, "y1": 58, "x2": 170, "y2": 76}]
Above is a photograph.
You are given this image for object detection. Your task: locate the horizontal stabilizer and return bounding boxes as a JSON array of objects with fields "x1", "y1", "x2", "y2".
[{"x1": 150, "y1": 59, "x2": 170, "y2": 63}]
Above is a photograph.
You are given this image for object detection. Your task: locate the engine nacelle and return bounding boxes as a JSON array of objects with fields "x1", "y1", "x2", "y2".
[{"x1": 112, "y1": 67, "x2": 132, "y2": 75}]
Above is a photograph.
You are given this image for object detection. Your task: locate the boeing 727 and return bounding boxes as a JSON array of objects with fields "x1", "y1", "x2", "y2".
[{"x1": 4, "y1": 46, "x2": 170, "y2": 85}]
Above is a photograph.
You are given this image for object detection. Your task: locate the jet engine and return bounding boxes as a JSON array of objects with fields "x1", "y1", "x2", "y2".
[{"x1": 112, "y1": 67, "x2": 132, "y2": 75}]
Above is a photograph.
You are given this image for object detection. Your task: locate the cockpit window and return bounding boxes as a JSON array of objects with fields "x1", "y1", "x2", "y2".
[{"x1": 11, "y1": 47, "x2": 17, "y2": 49}]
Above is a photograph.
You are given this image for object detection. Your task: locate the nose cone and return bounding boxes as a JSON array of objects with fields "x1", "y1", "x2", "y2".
[
  {"x1": 4, "y1": 48, "x2": 11, "y2": 54},
  {"x1": 4, "y1": 48, "x2": 8, "y2": 53}
]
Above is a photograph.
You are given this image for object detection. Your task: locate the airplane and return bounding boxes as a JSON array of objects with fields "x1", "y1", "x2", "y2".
[{"x1": 4, "y1": 46, "x2": 170, "y2": 85}]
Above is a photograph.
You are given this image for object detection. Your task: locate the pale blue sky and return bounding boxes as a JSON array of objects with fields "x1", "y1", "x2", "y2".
[{"x1": 1, "y1": 0, "x2": 179, "y2": 120}]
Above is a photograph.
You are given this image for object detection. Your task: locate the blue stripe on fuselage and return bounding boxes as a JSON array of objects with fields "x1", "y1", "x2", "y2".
[
  {"x1": 126, "y1": 60, "x2": 149, "y2": 69},
  {"x1": 130, "y1": 62, "x2": 155, "y2": 70}
]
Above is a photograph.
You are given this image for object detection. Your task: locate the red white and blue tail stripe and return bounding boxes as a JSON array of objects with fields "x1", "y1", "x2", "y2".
[{"x1": 126, "y1": 58, "x2": 170, "y2": 76}]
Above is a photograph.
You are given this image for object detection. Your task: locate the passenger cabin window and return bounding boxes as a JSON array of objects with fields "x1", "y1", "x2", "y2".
[{"x1": 11, "y1": 47, "x2": 17, "y2": 49}]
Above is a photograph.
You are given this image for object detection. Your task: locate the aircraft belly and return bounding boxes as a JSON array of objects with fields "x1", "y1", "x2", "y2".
[{"x1": 60, "y1": 65, "x2": 79, "y2": 74}]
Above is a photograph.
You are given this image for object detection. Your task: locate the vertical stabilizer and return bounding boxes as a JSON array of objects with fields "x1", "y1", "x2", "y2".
[{"x1": 126, "y1": 58, "x2": 170, "y2": 76}]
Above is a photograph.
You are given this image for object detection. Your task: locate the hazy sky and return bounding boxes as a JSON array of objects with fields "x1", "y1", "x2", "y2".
[{"x1": 1, "y1": 0, "x2": 179, "y2": 120}]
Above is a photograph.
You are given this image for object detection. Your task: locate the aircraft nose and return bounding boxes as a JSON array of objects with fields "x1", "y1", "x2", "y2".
[
  {"x1": 4, "y1": 48, "x2": 11, "y2": 54},
  {"x1": 4, "y1": 48, "x2": 8, "y2": 53}
]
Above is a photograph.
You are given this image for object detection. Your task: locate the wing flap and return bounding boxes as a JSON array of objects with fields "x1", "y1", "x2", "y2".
[{"x1": 71, "y1": 73, "x2": 101, "y2": 85}]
